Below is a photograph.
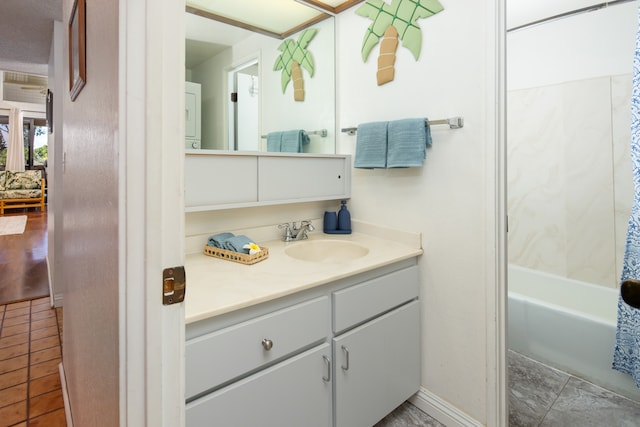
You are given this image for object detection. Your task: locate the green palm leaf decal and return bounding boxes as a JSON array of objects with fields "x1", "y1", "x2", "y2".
[
  {"x1": 356, "y1": 0, "x2": 444, "y2": 61},
  {"x1": 273, "y1": 29, "x2": 317, "y2": 94}
]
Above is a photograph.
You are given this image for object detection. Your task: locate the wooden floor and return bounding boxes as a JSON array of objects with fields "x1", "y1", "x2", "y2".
[
  {"x1": 0, "y1": 210, "x2": 49, "y2": 305},
  {"x1": 0, "y1": 209, "x2": 66, "y2": 426}
]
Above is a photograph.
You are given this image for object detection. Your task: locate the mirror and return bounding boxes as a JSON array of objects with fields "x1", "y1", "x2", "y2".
[{"x1": 185, "y1": 11, "x2": 336, "y2": 154}]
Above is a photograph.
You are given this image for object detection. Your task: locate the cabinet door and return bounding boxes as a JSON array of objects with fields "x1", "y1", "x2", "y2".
[
  {"x1": 334, "y1": 300, "x2": 420, "y2": 427},
  {"x1": 184, "y1": 154, "x2": 258, "y2": 210},
  {"x1": 186, "y1": 344, "x2": 332, "y2": 427},
  {"x1": 258, "y1": 156, "x2": 349, "y2": 202}
]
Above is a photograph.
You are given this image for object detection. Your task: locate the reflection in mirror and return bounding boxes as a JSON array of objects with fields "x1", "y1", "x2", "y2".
[
  {"x1": 185, "y1": 12, "x2": 336, "y2": 154},
  {"x1": 228, "y1": 59, "x2": 259, "y2": 151}
]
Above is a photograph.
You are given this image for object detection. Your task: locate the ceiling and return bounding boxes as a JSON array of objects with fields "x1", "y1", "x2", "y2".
[{"x1": 0, "y1": 0, "x2": 63, "y2": 76}]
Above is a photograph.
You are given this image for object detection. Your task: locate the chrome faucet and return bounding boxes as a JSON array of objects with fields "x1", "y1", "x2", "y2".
[{"x1": 278, "y1": 220, "x2": 315, "y2": 242}]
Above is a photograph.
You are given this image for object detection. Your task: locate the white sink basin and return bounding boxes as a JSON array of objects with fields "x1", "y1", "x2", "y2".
[{"x1": 284, "y1": 240, "x2": 369, "y2": 262}]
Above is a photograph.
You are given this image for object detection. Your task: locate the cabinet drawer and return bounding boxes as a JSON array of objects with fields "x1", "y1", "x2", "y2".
[
  {"x1": 186, "y1": 296, "x2": 329, "y2": 399},
  {"x1": 186, "y1": 343, "x2": 332, "y2": 427},
  {"x1": 333, "y1": 266, "x2": 419, "y2": 334}
]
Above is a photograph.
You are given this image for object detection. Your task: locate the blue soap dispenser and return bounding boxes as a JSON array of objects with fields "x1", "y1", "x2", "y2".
[{"x1": 337, "y1": 200, "x2": 352, "y2": 233}]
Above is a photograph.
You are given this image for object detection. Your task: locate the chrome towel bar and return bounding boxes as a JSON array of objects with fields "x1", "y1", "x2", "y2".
[
  {"x1": 261, "y1": 129, "x2": 328, "y2": 138},
  {"x1": 341, "y1": 116, "x2": 464, "y2": 136}
]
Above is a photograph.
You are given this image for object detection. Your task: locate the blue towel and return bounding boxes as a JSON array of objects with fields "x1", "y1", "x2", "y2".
[
  {"x1": 267, "y1": 132, "x2": 282, "y2": 152},
  {"x1": 207, "y1": 232, "x2": 235, "y2": 248},
  {"x1": 354, "y1": 121, "x2": 388, "y2": 169},
  {"x1": 387, "y1": 118, "x2": 431, "y2": 168},
  {"x1": 281, "y1": 130, "x2": 310, "y2": 153},
  {"x1": 223, "y1": 235, "x2": 254, "y2": 254}
]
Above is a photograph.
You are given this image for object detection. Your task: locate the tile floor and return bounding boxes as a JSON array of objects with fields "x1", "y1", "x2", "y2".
[
  {"x1": 377, "y1": 351, "x2": 640, "y2": 427},
  {"x1": 509, "y1": 350, "x2": 640, "y2": 426},
  {"x1": 0, "y1": 297, "x2": 66, "y2": 427},
  {"x1": 375, "y1": 401, "x2": 445, "y2": 427}
]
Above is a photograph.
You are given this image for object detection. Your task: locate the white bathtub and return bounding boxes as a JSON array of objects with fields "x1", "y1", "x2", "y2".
[{"x1": 508, "y1": 264, "x2": 640, "y2": 401}]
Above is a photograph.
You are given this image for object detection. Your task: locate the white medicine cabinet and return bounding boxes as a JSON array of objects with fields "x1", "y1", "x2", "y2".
[{"x1": 184, "y1": 151, "x2": 351, "y2": 211}]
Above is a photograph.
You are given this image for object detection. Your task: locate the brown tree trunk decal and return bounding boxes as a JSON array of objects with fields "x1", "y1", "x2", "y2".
[
  {"x1": 377, "y1": 26, "x2": 398, "y2": 86},
  {"x1": 291, "y1": 61, "x2": 305, "y2": 101}
]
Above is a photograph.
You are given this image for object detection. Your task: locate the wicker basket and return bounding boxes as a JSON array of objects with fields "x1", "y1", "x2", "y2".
[{"x1": 203, "y1": 245, "x2": 269, "y2": 265}]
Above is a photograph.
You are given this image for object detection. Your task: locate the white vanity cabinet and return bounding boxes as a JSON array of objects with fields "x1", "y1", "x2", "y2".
[
  {"x1": 333, "y1": 302, "x2": 420, "y2": 427},
  {"x1": 333, "y1": 266, "x2": 420, "y2": 427},
  {"x1": 184, "y1": 151, "x2": 351, "y2": 211},
  {"x1": 185, "y1": 296, "x2": 332, "y2": 427},
  {"x1": 185, "y1": 262, "x2": 420, "y2": 427},
  {"x1": 187, "y1": 343, "x2": 332, "y2": 427}
]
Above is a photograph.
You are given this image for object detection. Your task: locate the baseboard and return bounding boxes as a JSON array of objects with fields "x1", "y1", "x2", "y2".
[
  {"x1": 53, "y1": 292, "x2": 64, "y2": 307},
  {"x1": 45, "y1": 255, "x2": 64, "y2": 307},
  {"x1": 46, "y1": 255, "x2": 54, "y2": 307},
  {"x1": 410, "y1": 387, "x2": 483, "y2": 427},
  {"x1": 59, "y1": 362, "x2": 73, "y2": 427}
]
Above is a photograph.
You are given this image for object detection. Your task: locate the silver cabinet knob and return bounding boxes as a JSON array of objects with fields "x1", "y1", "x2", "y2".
[{"x1": 262, "y1": 338, "x2": 273, "y2": 351}]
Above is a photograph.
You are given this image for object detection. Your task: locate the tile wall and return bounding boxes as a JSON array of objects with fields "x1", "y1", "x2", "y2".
[{"x1": 507, "y1": 74, "x2": 633, "y2": 288}]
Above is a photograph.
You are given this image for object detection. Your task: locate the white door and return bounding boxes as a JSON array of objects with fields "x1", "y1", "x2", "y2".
[
  {"x1": 236, "y1": 73, "x2": 259, "y2": 151},
  {"x1": 227, "y1": 59, "x2": 259, "y2": 151},
  {"x1": 121, "y1": 0, "x2": 185, "y2": 425}
]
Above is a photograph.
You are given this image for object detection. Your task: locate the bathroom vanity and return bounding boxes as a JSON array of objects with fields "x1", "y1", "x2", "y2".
[{"x1": 184, "y1": 226, "x2": 422, "y2": 427}]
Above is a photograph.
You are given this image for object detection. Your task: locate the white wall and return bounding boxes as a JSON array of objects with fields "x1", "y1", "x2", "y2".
[
  {"x1": 508, "y1": 2, "x2": 637, "y2": 91},
  {"x1": 61, "y1": 0, "x2": 119, "y2": 424},
  {"x1": 507, "y1": 0, "x2": 610, "y2": 30},
  {"x1": 336, "y1": 1, "x2": 500, "y2": 423},
  {"x1": 48, "y1": 20, "x2": 64, "y2": 306}
]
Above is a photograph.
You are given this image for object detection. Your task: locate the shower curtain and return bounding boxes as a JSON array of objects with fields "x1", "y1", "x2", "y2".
[
  {"x1": 5, "y1": 108, "x2": 25, "y2": 172},
  {"x1": 613, "y1": 4, "x2": 640, "y2": 389}
]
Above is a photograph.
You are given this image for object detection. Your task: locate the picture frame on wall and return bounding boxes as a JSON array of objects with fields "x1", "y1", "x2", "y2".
[
  {"x1": 68, "y1": 0, "x2": 86, "y2": 101},
  {"x1": 46, "y1": 89, "x2": 53, "y2": 133}
]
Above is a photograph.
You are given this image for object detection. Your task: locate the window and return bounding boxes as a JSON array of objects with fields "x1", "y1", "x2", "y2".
[
  {"x1": 0, "y1": 115, "x2": 48, "y2": 169},
  {"x1": 0, "y1": 118, "x2": 7, "y2": 166}
]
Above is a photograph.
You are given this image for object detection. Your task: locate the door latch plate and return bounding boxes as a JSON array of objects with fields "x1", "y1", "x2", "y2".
[{"x1": 163, "y1": 266, "x2": 186, "y2": 305}]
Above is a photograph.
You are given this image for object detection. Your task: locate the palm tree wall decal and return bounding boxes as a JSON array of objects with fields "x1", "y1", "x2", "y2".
[
  {"x1": 356, "y1": 0, "x2": 444, "y2": 86},
  {"x1": 273, "y1": 28, "x2": 317, "y2": 102}
]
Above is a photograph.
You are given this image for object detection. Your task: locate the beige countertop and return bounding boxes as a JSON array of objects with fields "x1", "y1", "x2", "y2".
[{"x1": 184, "y1": 221, "x2": 423, "y2": 324}]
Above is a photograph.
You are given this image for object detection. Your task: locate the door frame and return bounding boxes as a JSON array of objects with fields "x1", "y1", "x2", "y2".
[{"x1": 120, "y1": 0, "x2": 185, "y2": 425}]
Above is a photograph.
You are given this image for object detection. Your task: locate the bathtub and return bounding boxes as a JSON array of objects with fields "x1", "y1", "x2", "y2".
[{"x1": 508, "y1": 264, "x2": 640, "y2": 401}]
